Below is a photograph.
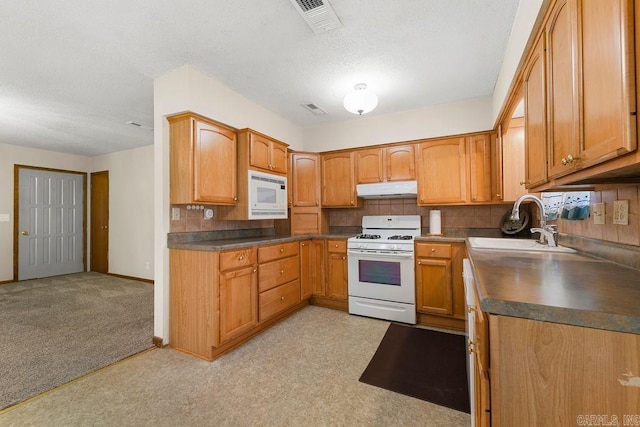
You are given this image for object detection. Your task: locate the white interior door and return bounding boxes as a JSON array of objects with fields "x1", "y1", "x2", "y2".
[{"x1": 18, "y1": 168, "x2": 84, "y2": 280}]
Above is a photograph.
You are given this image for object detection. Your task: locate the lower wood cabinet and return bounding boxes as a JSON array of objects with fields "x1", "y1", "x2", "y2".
[
  {"x1": 325, "y1": 239, "x2": 348, "y2": 300},
  {"x1": 300, "y1": 239, "x2": 324, "y2": 300},
  {"x1": 219, "y1": 263, "x2": 258, "y2": 343},
  {"x1": 415, "y1": 241, "x2": 465, "y2": 330},
  {"x1": 257, "y1": 242, "x2": 300, "y2": 322}
]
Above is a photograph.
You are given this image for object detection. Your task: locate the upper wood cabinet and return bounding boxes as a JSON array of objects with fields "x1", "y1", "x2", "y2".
[
  {"x1": 521, "y1": 0, "x2": 636, "y2": 189},
  {"x1": 467, "y1": 134, "x2": 493, "y2": 203},
  {"x1": 523, "y1": 35, "x2": 549, "y2": 189},
  {"x1": 577, "y1": 0, "x2": 636, "y2": 167},
  {"x1": 355, "y1": 145, "x2": 416, "y2": 184},
  {"x1": 291, "y1": 152, "x2": 320, "y2": 207},
  {"x1": 168, "y1": 113, "x2": 237, "y2": 205},
  {"x1": 546, "y1": 0, "x2": 579, "y2": 179},
  {"x1": 242, "y1": 129, "x2": 288, "y2": 175},
  {"x1": 502, "y1": 117, "x2": 527, "y2": 202},
  {"x1": 417, "y1": 137, "x2": 467, "y2": 204},
  {"x1": 321, "y1": 152, "x2": 358, "y2": 207}
]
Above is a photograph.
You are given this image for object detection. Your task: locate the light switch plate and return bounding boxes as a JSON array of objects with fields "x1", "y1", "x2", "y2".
[
  {"x1": 171, "y1": 207, "x2": 181, "y2": 221},
  {"x1": 613, "y1": 200, "x2": 629, "y2": 225},
  {"x1": 592, "y1": 203, "x2": 605, "y2": 225}
]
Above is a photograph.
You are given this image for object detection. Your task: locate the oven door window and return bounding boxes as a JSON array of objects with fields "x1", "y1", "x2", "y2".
[{"x1": 358, "y1": 260, "x2": 401, "y2": 286}]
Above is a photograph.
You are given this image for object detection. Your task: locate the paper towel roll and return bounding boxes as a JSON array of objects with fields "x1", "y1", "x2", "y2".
[{"x1": 429, "y1": 210, "x2": 442, "y2": 235}]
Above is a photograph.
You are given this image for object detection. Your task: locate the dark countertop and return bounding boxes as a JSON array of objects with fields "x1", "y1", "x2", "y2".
[
  {"x1": 415, "y1": 236, "x2": 466, "y2": 243},
  {"x1": 467, "y1": 245, "x2": 640, "y2": 334},
  {"x1": 168, "y1": 234, "x2": 353, "y2": 251}
]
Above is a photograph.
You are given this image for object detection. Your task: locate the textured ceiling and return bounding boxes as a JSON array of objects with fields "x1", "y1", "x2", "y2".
[{"x1": 0, "y1": 0, "x2": 520, "y2": 156}]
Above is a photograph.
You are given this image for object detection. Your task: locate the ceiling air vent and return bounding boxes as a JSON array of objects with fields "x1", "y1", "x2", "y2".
[
  {"x1": 289, "y1": 0, "x2": 342, "y2": 34},
  {"x1": 301, "y1": 103, "x2": 328, "y2": 116}
]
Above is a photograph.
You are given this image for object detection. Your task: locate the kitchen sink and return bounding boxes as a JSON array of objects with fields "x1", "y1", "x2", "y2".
[{"x1": 467, "y1": 237, "x2": 577, "y2": 253}]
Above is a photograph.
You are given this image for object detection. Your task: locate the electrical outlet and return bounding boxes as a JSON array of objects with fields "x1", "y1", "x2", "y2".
[
  {"x1": 592, "y1": 203, "x2": 605, "y2": 225},
  {"x1": 613, "y1": 200, "x2": 629, "y2": 225},
  {"x1": 171, "y1": 207, "x2": 181, "y2": 221}
]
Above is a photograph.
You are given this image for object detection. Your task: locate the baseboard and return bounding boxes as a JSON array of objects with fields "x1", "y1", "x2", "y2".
[
  {"x1": 152, "y1": 336, "x2": 165, "y2": 348},
  {"x1": 309, "y1": 296, "x2": 348, "y2": 311},
  {"x1": 417, "y1": 313, "x2": 465, "y2": 332},
  {"x1": 106, "y1": 272, "x2": 154, "y2": 284},
  {"x1": 0, "y1": 279, "x2": 14, "y2": 286}
]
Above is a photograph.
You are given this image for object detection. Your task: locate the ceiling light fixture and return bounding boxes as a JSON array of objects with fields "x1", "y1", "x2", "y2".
[{"x1": 343, "y1": 83, "x2": 378, "y2": 115}]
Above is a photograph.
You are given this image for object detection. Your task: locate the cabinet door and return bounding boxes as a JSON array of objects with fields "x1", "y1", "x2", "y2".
[
  {"x1": 321, "y1": 152, "x2": 357, "y2": 207},
  {"x1": 416, "y1": 258, "x2": 453, "y2": 315},
  {"x1": 219, "y1": 265, "x2": 258, "y2": 343},
  {"x1": 299, "y1": 240, "x2": 312, "y2": 300},
  {"x1": 311, "y1": 240, "x2": 325, "y2": 297},
  {"x1": 491, "y1": 131, "x2": 504, "y2": 202},
  {"x1": 385, "y1": 145, "x2": 416, "y2": 181},
  {"x1": 417, "y1": 138, "x2": 467, "y2": 204},
  {"x1": 326, "y1": 252, "x2": 347, "y2": 300},
  {"x1": 468, "y1": 134, "x2": 492, "y2": 203},
  {"x1": 502, "y1": 117, "x2": 527, "y2": 202},
  {"x1": 249, "y1": 134, "x2": 272, "y2": 172},
  {"x1": 523, "y1": 35, "x2": 548, "y2": 188},
  {"x1": 193, "y1": 119, "x2": 237, "y2": 204},
  {"x1": 578, "y1": 0, "x2": 636, "y2": 166},
  {"x1": 270, "y1": 141, "x2": 288, "y2": 175},
  {"x1": 356, "y1": 148, "x2": 384, "y2": 183},
  {"x1": 546, "y1": 0, "x2": 580, "y2": 179},
  {"x1": 291, "y1": 153, "x2": 320, "y2": 207}
]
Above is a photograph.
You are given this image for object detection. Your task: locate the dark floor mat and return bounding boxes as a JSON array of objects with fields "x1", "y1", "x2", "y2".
[{"x1": 359, "y1": 323, "x2": 470, "y2": 413}]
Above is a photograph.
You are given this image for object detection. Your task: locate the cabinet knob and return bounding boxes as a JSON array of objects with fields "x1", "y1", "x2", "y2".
[
  {"x1": 431, "y1": 248, "x2": 436, "y2": 253},
  {"x1": 561, "y1": 157, "x2": 568, "y2": 166},
  {"x1": 280, "y1": 270, "x2": 284, "y2": 275},
  {"x1": 233, "y1": 197, "x2": 238, "y2": 201},
  {"x1": 468, "y1": 340, "x2": 474, "y2": 354},
  {"x1": 253, "y1": 269, "x2": 257, "y2": 273},
  {"x1": 335, "y1": 244, "x2": 338, "y2": 248},
  {"x1": 342, "y1": 256, "x2": 346, "y2": 260},
  {"x1": 280, "y1": 248, "x2": 284, "y2": 253},
  {"x1": 281, "y1": 296, "x2": 285, "y2": 301},
  {"x1": 472, "y1": 197, "x2": 477, "y2": 201},
  {"x1": 301, "y1": 243, "x2": 305, "y2": 247},
  {"x1": 519, "y1": 181, "x2": 528, "y2": 186},
  {"x1": 239, "y1": 255, "x2": 244, "y2": 260},
  {"x1": 468, "y1": 306, "x2": 475, "y2": 313},
  {"x1": 496, "y1": 194, "x2": 502, "y2": 198},
  {"x1": 567, "y1": 154, "x2": 579, "y2": 163},
  {"x1": 417, "y1": 261, "x2": 422, "y2": 265}
]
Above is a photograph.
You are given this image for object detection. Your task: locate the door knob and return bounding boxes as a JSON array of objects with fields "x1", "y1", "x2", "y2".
[{"x1": 21, "y1": 230, "x2": 29, "y2": 235}]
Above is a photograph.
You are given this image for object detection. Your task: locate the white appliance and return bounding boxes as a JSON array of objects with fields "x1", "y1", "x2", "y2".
[
  {"x1": 463, "y1": 258, "x2": 476, "y2": 427},
  {"x1": 248, "y1": 170, "x2": 287, "y2": 219},
  {"x1": 356, "y1": 180, "x2": 418, "y2": 199},
  {"x1": 347, "y1": 215, "x2": 421, "y2": 324}
]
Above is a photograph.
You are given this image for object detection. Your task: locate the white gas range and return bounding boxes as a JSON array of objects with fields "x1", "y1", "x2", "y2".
[{"x1": 347, "y1": 215, "x2": 421, "y2": 324}]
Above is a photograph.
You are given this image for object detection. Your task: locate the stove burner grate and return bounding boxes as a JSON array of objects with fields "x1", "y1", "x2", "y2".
[{"x1": 356, "y1": 234, "x2": 381, "y2": 239}]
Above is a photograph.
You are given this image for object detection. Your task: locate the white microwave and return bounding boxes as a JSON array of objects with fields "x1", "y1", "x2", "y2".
[{"x1": 248, "y1": 170, "x2": 288, "y2": 219}]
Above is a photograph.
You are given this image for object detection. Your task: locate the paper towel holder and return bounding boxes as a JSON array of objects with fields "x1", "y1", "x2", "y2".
[{"x1": 427, "y1": 209, "x2": 443, "y2": 236}]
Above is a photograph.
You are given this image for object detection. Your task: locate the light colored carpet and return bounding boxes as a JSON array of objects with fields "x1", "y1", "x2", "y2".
[
  {"x1": 0, "y1": 306, "x2": 470, "y2": 426},
  {"x1": 0, "y1": 272, "x2": 154, "y2": 410}
]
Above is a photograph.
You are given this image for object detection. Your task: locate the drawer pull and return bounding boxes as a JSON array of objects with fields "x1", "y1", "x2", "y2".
[
  {"x1": 280, "y1": 248, "x2": 284, "y2": 253},
  {"x1": 239, "y1": 255, "x2": 244, "y2": 261},
  {"x1": 253, "y1": 269, "x2": 257, "y2": 273},
  {"x1": 468, "y1": 306, "x2": 475, "y2": 313},
  {"x1": 468, "y1": 340, "x2": 474, "y2": 354},
  {"x1": 281, "y1": 296, "x2": 285, "y2": 301},
  {"x1": 342, "y1": 256, "x2": 346, "y2": 260},
  {"x1": 280, "y1": 270, "x2": 284, "y2": 275},
  {"x1": 335, "y1": 244, "x2": 339, "y2": 248},
  {"x1": 431, "y1": 248, "x2": 436, "y2": 253}
]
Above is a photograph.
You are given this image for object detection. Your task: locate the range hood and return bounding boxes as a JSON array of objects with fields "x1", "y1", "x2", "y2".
[{"x1": 356, "y1": 181, "x2": 418, "y2": 199}]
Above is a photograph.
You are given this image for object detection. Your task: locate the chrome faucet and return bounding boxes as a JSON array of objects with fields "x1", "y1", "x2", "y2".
[{"x1": 510, "y1": 194, "x2": 558, "y2": 247}]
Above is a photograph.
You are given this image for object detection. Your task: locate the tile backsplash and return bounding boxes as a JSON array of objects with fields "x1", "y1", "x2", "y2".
[
  {"x1": 555, "y1": 185, "x2": 640, "y2": 246},
  {"x1": 169, "y1": 205, "x2": 274, "y2": 233},
  {"x1": 170, "y1": 199, "x2": 515, "y2": 235}
]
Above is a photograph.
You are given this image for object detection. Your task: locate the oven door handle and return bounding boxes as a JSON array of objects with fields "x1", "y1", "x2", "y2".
[{"x1": 347, "y1": 249, "x2": 414, "y2": 259}]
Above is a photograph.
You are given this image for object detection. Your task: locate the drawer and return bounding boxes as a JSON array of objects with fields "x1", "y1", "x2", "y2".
[
  {"x1": 259, "y1": 279, "x2": 301, "y2": 322},
  {"x1": 258, "y1": 254, "x2": 300, "y2": 292},
  {"x1": 326, "y1": 239, "x2": 347, "y2": 253},
  {"x1": 415, "y1": 242, "x2": 452, "y2": 258},
  {"x1": 258, "y1": 241, "x2": 299, "y2": 263},
  {"x1": 219, "y1": 248, "x2": 257, "y2": 271}
]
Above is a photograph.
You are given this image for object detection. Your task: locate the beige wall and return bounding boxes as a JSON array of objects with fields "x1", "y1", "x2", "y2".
[
  {"x1": 558, "y1": 185, "x2": 640, "y2": 246},
  {"x1": 92, "y1": 145, "x2": 154, "y2": 280},
  {"x1": 303, "y1": 96, "x2": 493, "y2": 152},
  {"x1": 0, "y1": 141, "x2": 154, "y2": 282}
]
